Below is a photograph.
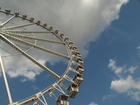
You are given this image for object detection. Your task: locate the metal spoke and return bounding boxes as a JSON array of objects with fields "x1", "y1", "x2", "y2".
[
  {"x1": 0, "y1": 55, "x2": 13, "y2": 104},
  {"x1": 1, "y1": 33, "x2": 70, "y2": 59},
  {"x1": 3, "y1": 32, "x2": 64, "y2": 44},
  {"x1": 0, "y1": 8, "x2": 83, "y2": 105},
  {"x1": 17, "y1": 86, "x2": 53, "y2": 104},
  {"x1": 4, "y1": 30, "x2": 52, "y2": 34},
  {"x1": 0, "y1": 34, "x2": 61, "y2": 79},
  {"x1": 0, "y1": 15, "x2": 15, "y2": 28},
  {"x1": 2, "y1": 23, "x2": 34, "y2": 30}
]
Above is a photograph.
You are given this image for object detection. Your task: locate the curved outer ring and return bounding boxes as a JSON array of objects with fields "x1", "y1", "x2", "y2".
[{"x1": 0, "y1": 9, "x2": 82, "y2": 105}]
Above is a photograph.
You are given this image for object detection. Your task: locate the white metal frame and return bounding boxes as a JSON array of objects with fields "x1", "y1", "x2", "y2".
[{"x1": 0, "y1": 8, "x2": 84, "y2": 105}]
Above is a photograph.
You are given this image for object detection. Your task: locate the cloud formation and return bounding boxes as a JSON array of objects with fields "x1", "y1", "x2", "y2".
[
  {"x1": 1, "y1": 0, "x2": 129, "y2": 56},
  {"x1": 89, "y1": 102, "x2": 98, "y2": 105},
  {"x1": 111, "y1": 75, "x2": 134, "y2": 93},
  {"x1": 102, "y1": 95, "x2": 115, "y2": 101},
  {"x1": 108, "y1": 59, "x2": 137, "y2": 76},
  {"x1": 108, "y1": 59, "x2": 140, "y2": 101},
  {"x1": 0, "y1": 0, "x2": 129, "y2": 80},
  {"x1": 108, "y1": 59, "x2": 124, "y2": 75}
]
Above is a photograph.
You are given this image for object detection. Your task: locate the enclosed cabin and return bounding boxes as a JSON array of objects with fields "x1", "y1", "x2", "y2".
[
  {"x1": 29, "y1": 17, "x2": 34, "y2": 22},
  {"x1": 64, "y1": 37, "x2": 69, "y2": 44},
  {"x1": 67, "y1": 83, "x2": 79, "y2": 98},
  {"x1": 72, "y1": 46, "x2": 78, "y2": 52},
  {"x1": 73, "y1": 52, "x2": 81, "y2": 58},
  {"x1": 42, "y1": 23, "x2": 47, "y2": 27},
  {"x1": 49, "y1": 26, "x2": 53, "y2": 31},
  {"x1": 76, "y1": 58, "x2": 84, "y2": 65},
  {"x1": 72, "y1": 51, "x2": 81, "y2": 60},
  {"x1": 56, "y1": 95, "x2": 69, "y2": 105},
  {"x1": 73, "y1": 74, "x2": 83, "y2": 86},
  {"x1": 68, "y1": 42, "x2": 74, "y2": 49},
  {"x1": 60, "y1": 34, "x2": 64, "y2": 39},
  {"x1": 55, "y1": 30, "x2": 59, "y2": 34},
  {"x1": 5, "y1": 9, "x2": 11, "y2": 14},
  {"x1": 14, "y1": 11, "x2": 19, "y2": 17},
  {"x1": 76, "y1": 66, "x2": 84, "y2": 74},
  {"x1": 36, "y1": 20, "x2": 41, "y2": 25},
  {"x1": 22, "y1": 15, "x2": 27, "y2": 20}
]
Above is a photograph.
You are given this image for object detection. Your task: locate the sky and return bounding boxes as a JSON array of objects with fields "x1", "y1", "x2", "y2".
[{"x1": 1, "y1": 0, "x2": 140, "y2": 105}]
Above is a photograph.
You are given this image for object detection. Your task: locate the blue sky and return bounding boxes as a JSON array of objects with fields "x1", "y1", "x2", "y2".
[
  {"x1": 82, "y1": 0, "x2": 140, "y2": 105},
  {"x1": 1, "y1": 0, "x2": 140, "y2": 105}
]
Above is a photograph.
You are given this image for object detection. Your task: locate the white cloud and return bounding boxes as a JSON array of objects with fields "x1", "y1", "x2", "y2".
[
  {"x1": 2, "y1": 55, "x2": 44, "y2": 80},
  {"x1": 0, "y1": 0, "x2": 129, "y2": 80},
  {"x1": 110, "y1": 75, "x2": 135, "y2": 93},
  {"x1": 32, "y1": 85, "x2": 39, "y2": 90},
  {"x1": 128, "y1": 66, "x2": 138, "y2": 73},
  {"x1": 102, "y1": 95, "x2": 115, "y2": 101},
  {"x1": 110, "y1": 75, "x2": 140, "y2": 101},
  {"x1": 137, "y1": 46, "x2": 140, "y2": 50},
  {"x1": 108, "y1": 59, "x2": 137, "y2": 75},
  {"x1": 108, "y1": 59, "x2": 124, "y2": 75},
  {"x1": 108, "y1": 59, "x2": 140, "y2": 101},
  {"x1": 4, "y1": 0, "x2": 129, "y2": 57},
  {"x1": 127, "y1": 91, "x2": 140, "y2": 101},
  {"x1": 21, "y1": 79, "x2": 27, "y2": 82},
  {"x1": 137, "y1": 46, "x2": 140, "y2": 57},
  {"x1": 89, "y1": 102, "x2": 98, "y2": 105}
]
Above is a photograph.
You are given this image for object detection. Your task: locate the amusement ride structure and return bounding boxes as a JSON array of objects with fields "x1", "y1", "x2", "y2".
[{"x1": 0, "y1": 8, "x2": 84, "y2": 105}]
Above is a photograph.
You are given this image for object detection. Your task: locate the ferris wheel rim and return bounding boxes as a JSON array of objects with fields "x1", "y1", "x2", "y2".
[{"x1": 0, "y1": 8, "x2": 84, "y2": 105}]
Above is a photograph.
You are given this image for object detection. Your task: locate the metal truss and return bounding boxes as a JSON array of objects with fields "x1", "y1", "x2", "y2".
[{"x1": 0, "y1": 8, "x2": 84, "y2": 105}]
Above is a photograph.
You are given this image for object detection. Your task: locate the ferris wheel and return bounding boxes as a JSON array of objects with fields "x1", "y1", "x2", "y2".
[{"x1": 0, "y1": 7, "x2": 84, "y2": 105}]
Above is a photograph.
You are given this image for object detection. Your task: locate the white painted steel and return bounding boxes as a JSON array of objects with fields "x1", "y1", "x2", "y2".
[
  {"x1": 1, "y1": 33, "x2": 70, "y2": 59},
  {"x1": 0, "y1": 55, "x2": 13, "y2": 104},
  {"x1": 2, "y1": 23, "x2": 34, "y2": 30},
  {"x1": 4, "y1": 30, "x2": 51, "y2": 34},
  {"x1": 0, "y1": 15, "x2": 15, "y2": 28},
  {"x1": 1, "y1": 32, "x2": 64, "y2": 44},
  {"x1": 0, "y1": 8, "x2": 84, "y2": 105},
  {"x1": 0, "y1": 34, "x2": 61, "y2": 79}
]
